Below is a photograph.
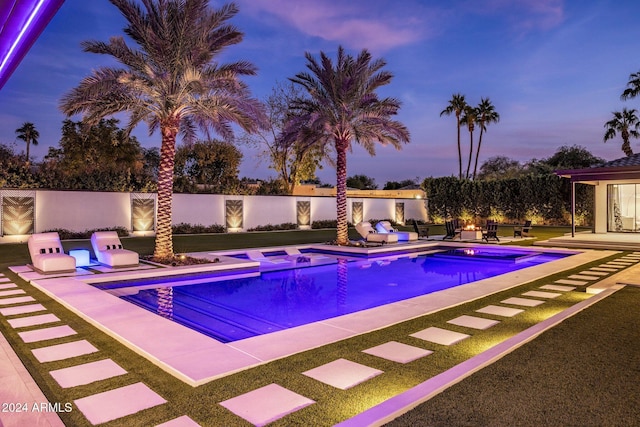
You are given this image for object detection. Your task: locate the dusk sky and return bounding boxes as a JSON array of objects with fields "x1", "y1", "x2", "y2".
[{"x1": 1, "y1": 0, "x2": 640, "y2": 185}]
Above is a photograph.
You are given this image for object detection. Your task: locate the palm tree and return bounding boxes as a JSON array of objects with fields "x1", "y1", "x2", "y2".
[
  {"x1": 289, "y1": 46, "x2": 410, "y2": 246},
  {"x1": 473, "y1": 98, "x2": 500, "y2": 180},
  {"x1": 440, "y1": 93, "x2": 467, "y2": 179},
  {"x1": 15, "y1": 122, "x2": 39, "y2": 166},
  {"x1": 603, "y1": 108, "x2": 640, "y2": 157},
  {"x1": 621, "y1": 70, "x2": 640, "y2": 100},
  {"x1": 60, "y1": 0, "x2": 264, "y2": 259},
  {"x1": 460, "y1": 105, "x2": 477, "y2": 180}
]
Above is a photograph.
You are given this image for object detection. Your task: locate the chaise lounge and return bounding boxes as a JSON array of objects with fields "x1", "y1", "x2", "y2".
[
  {"x1": 513, "y1": 220, "x2": 533, "y2": 238},
  {"x1": 91, "y1": 231, "x2": 139, "y2": 267},
  {"x1": 27, "y1": 232, "x2": 77, "y2": 274},
  {"x1": 375, "y1": 221, "x2": 418, "y2": 241},
  {"x1": 355, "y1": 221, "x2": 398, "y2": 246}
]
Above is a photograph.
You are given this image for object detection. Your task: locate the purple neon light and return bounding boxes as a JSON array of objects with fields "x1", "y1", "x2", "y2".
[{"x1": 0, "y1": 0, "x2": 65, "y2": 90}]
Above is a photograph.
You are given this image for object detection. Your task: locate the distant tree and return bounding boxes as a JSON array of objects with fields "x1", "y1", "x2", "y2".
[
  {"x1": 603, "y1": 108, "x2": 640, "y2": 157},
  {"x1": 440, "y1": 93, "x2": 467, "y2": 179},
  {"x1": 621, "y1": 70, "x2": 640, "y2": 101},
  {"x1": 15, "y1": 122, "x2": 39, "y2": 166},
  {"x1": 477, "y1": 156, "x2": 524, "y2": 181},
  {"x1": 383, "y1": 179, "x2": 417, "y2": 190},
  {"x1": 346, "y1": 174, "x2": 377, "y2": 190},
  {"x1": 173, "y1": 140, "x2": 242, "y2": 193},
  {"x1": 460, "y1": 105, "x2": 477, "y2": 179},
  {"x1": 60, "y1": 0, "x2": 265, "y2": 259},
  {"x1": 542, "y1": 145, "x2": 605, "y2": 169},
  {"x1": 473, "y1": 98, "x2": 500, "y2": 180},
  {"x1": 289, "y1": 46, "x2": 410, "y2": 245},
  {"x1": 241, "y1": 81, "x2": 324, "y2": 193}
]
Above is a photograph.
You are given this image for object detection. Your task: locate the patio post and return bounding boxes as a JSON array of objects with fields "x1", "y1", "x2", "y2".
[{"x1": 571, "y1": 181, "x2": 575, "y2": 237}]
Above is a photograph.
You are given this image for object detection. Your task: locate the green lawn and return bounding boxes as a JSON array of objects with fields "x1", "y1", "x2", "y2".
[{"x1": 0, "y1": 225, "x2": 629, "y2": 427}]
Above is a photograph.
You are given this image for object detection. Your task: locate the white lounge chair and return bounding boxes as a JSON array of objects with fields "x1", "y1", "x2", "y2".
[
  {"x1": 284, "y1": 247, "x2": 330, "y2": 260},
  {"x1": 27, "y1": 232, "x2": 76, "y2": 273},
  {"x1": 90, "y1": 231, "x2": 139, "y2": 267},
  {"x1": 355, "y1": 222, "x2": 398, "y2": 245},
  {"x1": 375, "y1": 221, "x2": 418, "y2": 241},
  {"x1": 246, "y1": 250, "x2": 290, "y2": 265}
]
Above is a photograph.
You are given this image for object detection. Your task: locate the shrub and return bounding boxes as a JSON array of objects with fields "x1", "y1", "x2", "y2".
[
  {"x1": 171, "y1": 223, "x2": 225, "y2": 234},
  {"x1": 247, "y1": 223, "x2": 298, "y2": 232},
  {"x1": 45, "y1": 226, "x2": 129, "y2": 240}
]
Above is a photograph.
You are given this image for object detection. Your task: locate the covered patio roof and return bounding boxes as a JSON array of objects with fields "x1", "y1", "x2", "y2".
[
  {"x1": 0, "y1": 0, "x2": 65, "y2": 90},
  {"x1": 555, "y1": 153, "x2": 640, "y2": 183}
]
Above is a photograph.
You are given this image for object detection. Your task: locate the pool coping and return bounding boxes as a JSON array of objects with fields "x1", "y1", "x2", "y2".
[{"x1": 26, "y1": 244, "x2": 616, "y2": 387}]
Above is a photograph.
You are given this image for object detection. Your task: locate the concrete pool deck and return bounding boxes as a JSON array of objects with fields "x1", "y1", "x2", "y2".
[{"x1": 14, "y1": 245, "x2": 616, "y2": 386}]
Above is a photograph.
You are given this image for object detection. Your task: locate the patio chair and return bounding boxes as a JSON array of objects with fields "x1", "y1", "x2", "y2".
[
  {"x1": 443, "y1": 220, "x2": 461, "y2": 240},
  {"x1": 482, "y1": 221, "x2": 500, "y2": 242},
  {"x1": 284, "y1": 247, "x2": 330, "y2": 261},
  {"x1": 412, "y1": 220, "x2": 430, "y2": 239},
  {"x1": 513, "y1": 220, "x2": 532, "y2": 238},
  {"x1": 90, "y1": 231, "x2": 139, "y2": 267},
  {"x1": 355, "y1": 221, "x2": 398, "y2": 246},
  {"x1": 27, "y1": 232, "x2": 77, "y2": 273},
  {"x1": 375, "y1": 220, "x2": 418, "y2": 241},
  {"x1": 246, "y1": 250, "x2": 291, "y2": 265}
]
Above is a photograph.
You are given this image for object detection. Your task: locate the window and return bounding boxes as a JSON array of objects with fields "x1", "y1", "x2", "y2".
[{"x1": 608, "y1": 184, "x2": 639, "y2": 232}]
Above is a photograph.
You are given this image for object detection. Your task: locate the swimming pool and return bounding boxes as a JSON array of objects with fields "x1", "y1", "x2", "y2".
[{"x1": 93, "y1": 247, "x2": 569, "y2": 343}]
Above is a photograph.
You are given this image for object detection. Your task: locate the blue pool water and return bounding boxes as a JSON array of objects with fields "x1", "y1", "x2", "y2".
[{"x1": 95, "y1": 247, "x2": 569, "y2": 343}]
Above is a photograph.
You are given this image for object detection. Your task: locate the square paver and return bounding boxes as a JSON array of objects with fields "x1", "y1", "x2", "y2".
[
  {"x1": 521, "y1": 290, "x2": 561, "y2": 299},
  {"x1": 18, "y1": 325, "x2": 76, "y2": 343},
  {"x1": 555, "y1": 279, "x2": 588, "y2": 286},
  {"x1": 0, "y1": 303, "x2": 47, "y2": 316},
  {"x1": 362, "y1": 341, "x2": 433, "y2": 363},
  {"x1": 220, "y1": 383, "x2": 314, "y2": 427},
  {"x1": 302, "y1": 359, "x2": 383, "y2": 390},
  {"x1": 0, "y1": 296, "x2": 35, "y2": 306},
  {"x1": 501, "y1": 297, "x2": 545, "y2": 307},
  {"x1": 581, "y1": 270, "x2": 608, "y2": 276},
  {"x1": 155, "y1": 416, "x2": 201, "y2": 427},
  {"x1": 7, "y1": 313, "x2": 60, "y2": 329},
  {"x1": 0, "y1": 289, "x2": 25, "y2": 297},
  {"x1": 74, "y1": 382, "x2": 166, "y2": 425},
  {"x1": 540, "y1": 284, "x2": 576, "y2": 292},
  {"x1": 476, "y1": 305, "x2": 524, "y2": 317},
  {"x1": 448, "y1": 315, "x2": 500, "y2": 330},
  {"x1": 32, "y1": 340, "x2": 99, "y2": 363},
  {"x1": 410, "y1": 326, "x2": 470, "y2": 346},
  {"x1": 50, "y1": 359, "x2": 127, "y2": 388},
  {"x1": 568, "y1": 274, "x2": 599, "y2": 281},
  {"x1": 0, "y1": 283, "x2": 17, "y2": 290}
]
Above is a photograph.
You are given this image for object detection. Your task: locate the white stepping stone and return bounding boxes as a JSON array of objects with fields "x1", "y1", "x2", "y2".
[
  {"x1": 7, "y1": 313, "x2": 60, "y2": 328},
  {"x1": 302, "y1": 359, "x2": 383, "y2": 390},
  {"x1": 555, "y1": 279, "x2": 588, "y2": 286},
  {"x1": 0, "y1": 303, "x2": 46, "y2": 316},
  {"x1": 18, "y1": 325, "x2": 76, "y2": 343},
  {"x1": 50, "y1": 359, "x2": 127, "y2": 388},
  {"x1": 448, "y1": 315, "x2": 500, "y2": 330},
  {"x1": 581, "y1": 270, "x2": 608, "y2": 276},
  {"x1": 32, "y1": 340, "x2": 99, "y2": 363},
  {"x1": 522, "y1": 290, "x2": 561, "y2": 299},
  {"x1": 619, "y1": 257, "x2": 639, "y2": 262},
  {"x1": 501, "y1": 297, "x2": 545, "y2": 307},
  {"x1": 568, "y1": 274, "x2": 600, "y2": 281},
  {"x1": 410, "y1": 327, "x2": 470, "y2": 346},
  {"x1": 362, "y1": 341, "x2": 433, "y2": 363},
  {"x1": 476, "y1": 305, "x2": 524, "y2": 317},
  {"x1": 590, "y1": 267, "x2": 618, "y2": 272},
  {"x1": 0, "y1": 283, "x2": 16, "y2": 289},
  {"x1": 0, "y1": 289, "x2": 26, "y2": 297},
  {"x1": 0, "y1": 296, "x2": 35, "y2": 306},
  {"x1": 74, "y1": 382, "x2": 166, "y2": 425},
  {"x1": 220, "y1": 383, "x2": 314, "y2": 426},
  {"x1": 0, "y1": 278, "x2": 11, "y2": 283},
  {"x1": 540, "y1": 284, "x2": 576, "y2": 292},
  {"x1": 155, "y1": 416, "x2": 202, "y2": 427},
  {"x1": 600, "y1": 264, "x2": 622, "y2": 269}
]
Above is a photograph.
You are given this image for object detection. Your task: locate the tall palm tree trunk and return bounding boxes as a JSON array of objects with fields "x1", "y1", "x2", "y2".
[
  {"x1": 155, "y1": 119, "x2": 179, "y2": 259},
  {"x1": 473, "y1": 127, "x2": 485, "y2": 180},
  {"x1": 335, "y1": 139, "x2": 349, "y2": 245},
  {"x1": 456, "y1": 118, "x2": 462, "y2": 179},
  {"x1": 465, "y1": 130, "x2": 473, "y2": 180},
  {"x1": 622, "y1": 130, "x2": 633, "y2": 156},
  {"x1": 25, "y1": 141, "x2": 31, "y2": 166}
]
